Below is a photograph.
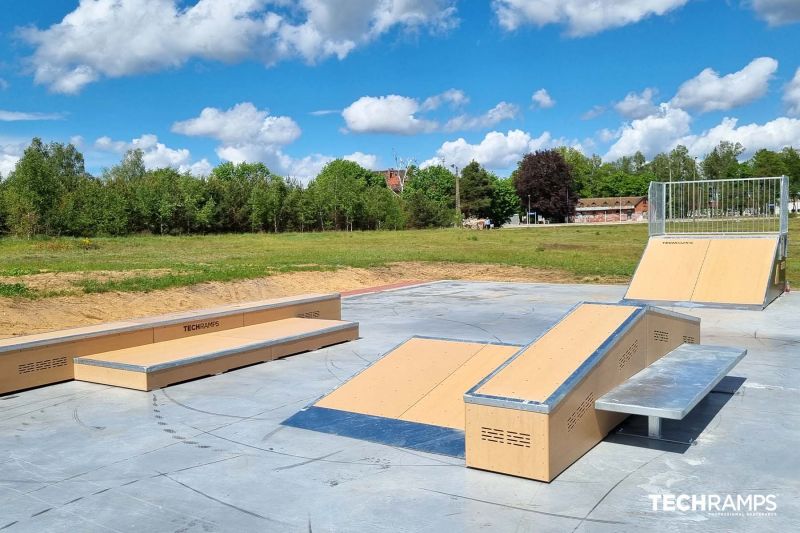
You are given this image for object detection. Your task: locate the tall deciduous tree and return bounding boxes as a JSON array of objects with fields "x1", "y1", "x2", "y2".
[
  {"x1": 513, "y1": 150, "x2": 578, "y2": 222},
  {"x1": 489, "y1": 177, "x2": 519, "y2": 226}
]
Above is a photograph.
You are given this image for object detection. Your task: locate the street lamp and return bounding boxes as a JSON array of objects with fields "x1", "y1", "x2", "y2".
[{"x1": 527, "y1": 195, "x2": 531, "y2": 225}]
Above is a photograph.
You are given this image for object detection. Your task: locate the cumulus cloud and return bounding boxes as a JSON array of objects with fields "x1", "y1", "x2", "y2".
[
  {"x1": 605, "y1": 100, "x2": 800, "y2": 160},
  {"x1": 444, "y1": 102, "x2": 519, "y2": 131},
  {"x1": 0, "y1": 110, "x2": 64, "y2": 121},
  {"x1": 614, "y1": 88, "x2": 658, "y2": 119},
  {"x1": 492, "y1": 0, "x2": 689, "y2": 36},
  {"x1": 94, "y1": 133, "x2": 211, "y2": 174},
  {"x1": 531, "y1": 88, "x2": 555, "y2": 109},
  {"x1": 172, "y1": 102, "x2": 301, "y2": 146},
  {"x1": 423, "y1": 129, "x2": 556, "y2": 170},
  {"x1": 680, "y1": 116, "x2": 800, "y2": 159},
  {"x1": 343, "y1": 91, "x2": 515, "y2": 134},
  {"x1": 749, "y1": 0, "x2": 800, "y2": 26},
  {"x1": 172, "y1": 101, "x2": 376, "y2": 180},
  {"x1": 421, "y1": 88, "x2": 469, "y2": 111},
  {"x1": 173, "y1": 102, "x2": 312, "y2": 176},
  {"x1": 604, "y1": 105, "x2": 692, "y2": 160},
  {"x1": 784, "y1": 67, "x2": 800, "y2": 116},
  {"x1": 0, "y1": 139, "x2": 25, "y2": 177},
  {"x1": 671, "y1": 57, "x2": 778, "y2": 113},
  {"x1": 343, "y1": 151, "x2": 379, "y2": 169},
  {"x1": 342, "y1": 95, "x2": 437, "y2": 134},
  {"x1": 21, "y1": 0, "x2": 458, "y2": 94}
]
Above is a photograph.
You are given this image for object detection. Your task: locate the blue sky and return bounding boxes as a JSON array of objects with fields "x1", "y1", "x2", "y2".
[{"x1": 1, "y1": 1, "x2": 799, "y2": 180}]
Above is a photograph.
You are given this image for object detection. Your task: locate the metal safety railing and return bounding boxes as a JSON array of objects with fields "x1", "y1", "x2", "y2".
[{"x1": 648, "y1": 176, "x2": 789, "y2": 237}]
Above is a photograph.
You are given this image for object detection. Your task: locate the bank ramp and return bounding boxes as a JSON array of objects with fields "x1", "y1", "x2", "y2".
[
  {"x1": 625, "y1": 176, "x2": 789, "y2": 309},
  {"x1": 284, "y1": 302, "x2": 742, "y2": 482}
]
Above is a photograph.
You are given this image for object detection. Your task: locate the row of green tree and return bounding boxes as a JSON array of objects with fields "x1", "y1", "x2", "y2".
[
  {"x1": 0, "y1": 138, "x2": 518, "y2": 237},
  {"x1": 0, "y1": 137, "x2": 798, "y2": 237},
  {"x1": 559, "y1": 141, "x2": 800, "y2": 199}
]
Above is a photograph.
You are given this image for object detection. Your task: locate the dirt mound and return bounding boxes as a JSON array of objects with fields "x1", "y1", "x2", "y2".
[{"x1": 0, "y1": 262, "x2": 626, "y2": 337}]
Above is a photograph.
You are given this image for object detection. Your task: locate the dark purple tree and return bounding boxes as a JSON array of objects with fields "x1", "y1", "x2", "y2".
[{"x1": 513, "y1": 150, "x2": 578, "y2": 222}]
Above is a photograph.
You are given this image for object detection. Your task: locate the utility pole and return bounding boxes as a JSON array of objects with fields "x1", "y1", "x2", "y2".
[{"x1": 450, "y1": 164, "x2": 461, "y2": 225}]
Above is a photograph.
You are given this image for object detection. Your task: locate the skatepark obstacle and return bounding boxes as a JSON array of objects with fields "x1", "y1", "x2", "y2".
[
  {"x1": 625, "y1": 176, "x2": 789, "y2": 309},
  {"x1": 284, "y1": 302, "x2": 744, "y2": 482},
  {"x1": 0, "y1": 293, "x2": 353, "y2": 394}
]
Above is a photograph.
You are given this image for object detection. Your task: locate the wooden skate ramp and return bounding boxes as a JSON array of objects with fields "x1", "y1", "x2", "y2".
[
  {"x1": 282, "y1": 337, "x2": 521, "y2": 456},
  {"x1": 474, "y1": 304, "x2": 638, "y2": 402},
  {"x1": 73, "y1": 318, "x2": 358, "y2": 391},
  {"x1": 625, "y1": 238, "x2": 710, "y2": 303},
  {"x1": 464, "y1": 303, "x2": 701, "y2": 482},
  {"x1": 625, "y1": 236, "x2": 782, "y2": 308},
  {"x1": 0, "y1": 293, "x2": 343, "y2": 395}
]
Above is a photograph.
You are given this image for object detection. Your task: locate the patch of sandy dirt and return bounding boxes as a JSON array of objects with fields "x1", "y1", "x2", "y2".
[
  {"x1": 0, "y1": 269, "x2": 173, "y2": 294},
  {"x1": 0, "y1": 262, "x2": 627, "y2": 337}
]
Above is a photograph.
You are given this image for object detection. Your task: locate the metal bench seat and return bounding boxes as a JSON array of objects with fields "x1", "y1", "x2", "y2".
[{"x1": 595, "y1": 344, "x2": 746, "y2": 439}]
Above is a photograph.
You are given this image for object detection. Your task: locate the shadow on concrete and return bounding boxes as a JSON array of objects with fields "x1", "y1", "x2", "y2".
[{"x1": 603, "y1": 375, "x2": 746, "y2": 453}]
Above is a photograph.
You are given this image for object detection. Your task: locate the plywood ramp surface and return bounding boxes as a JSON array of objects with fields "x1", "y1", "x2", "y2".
[
  {"x1": 76, "y1": 318, "x2": 351, "y2": 370},
  {"x1": 691, "y1": 237, "x2": 778, "y2": 305},
  {"x1": 316, "y1": 338, "x2": 519, "y2": 429},
  {"x1": 475, "y1": 304, "x2": 637, "y2": 402},
  {"x1": 625, "y1": 238, "x2": 710, "y2": 302}
]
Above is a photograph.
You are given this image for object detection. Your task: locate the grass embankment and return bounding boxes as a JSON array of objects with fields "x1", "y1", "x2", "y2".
[{"x1": 0, "y1": 218, "x2": 797, "y2": 298}]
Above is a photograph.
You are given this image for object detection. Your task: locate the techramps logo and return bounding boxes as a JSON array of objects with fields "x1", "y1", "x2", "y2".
[{"x1": 648, "y1": 493, "x2": 778, "y2": 518}]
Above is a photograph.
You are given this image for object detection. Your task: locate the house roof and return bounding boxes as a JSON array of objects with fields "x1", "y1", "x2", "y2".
[
  {"x1": 576, "y1": 196, "x2": 647, "y2": 210},
  {"x1": 379, "y1": 169, "x2": 407, "y2": 192}
]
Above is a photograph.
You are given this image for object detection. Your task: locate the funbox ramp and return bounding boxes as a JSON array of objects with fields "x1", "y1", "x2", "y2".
[
  {"x1": 283, "y1": 303, "x2": 700, "y2": 481},
  {"x1": 0, "y1": 293, "x2": 353, "y2": 394},
  {"x1": 624, "y1": 235, "x2": 786, "y2": 309}
]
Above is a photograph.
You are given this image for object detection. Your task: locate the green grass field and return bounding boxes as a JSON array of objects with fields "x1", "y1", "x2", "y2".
[{"x1": 0, "y1": 218, "x2": 797, "y2": 298}]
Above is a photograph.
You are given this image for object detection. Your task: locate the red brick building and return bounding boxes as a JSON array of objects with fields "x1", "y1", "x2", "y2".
[
  {"x1": 379, "y1": 169, "x2": 407, "y2": 193},
  {"x1": 574, "y1": 196, "x2": 648, "y2": 223}
]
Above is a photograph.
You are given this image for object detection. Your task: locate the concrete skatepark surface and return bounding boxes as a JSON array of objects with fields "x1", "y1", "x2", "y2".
[{"x1": 1, "y1": 281, "x2": 798, "y2": 532}]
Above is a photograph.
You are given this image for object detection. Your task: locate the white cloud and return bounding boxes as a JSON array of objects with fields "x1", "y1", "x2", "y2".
[
  {"x1": 309, "y1": 109, "x2": 339, "y2": 116},
  {"x1": 604, "y1": 105, "x2": 692, "y2": 160},
  {"x1": 598, "y1": 127, "x2": 622, "y2": 143},
  {"x1": 173, "y1": 101, "x2": 352, "y2": 180},
  {"x1": 0, "y1": 139, "x2": 25, "y2": 178},
  {"x1": 671, "y1": 57, "x2": 778, "y2": 113},
  {"x1": 172, "y1": 102, "x2": 301, "y2": 146},
  {"x1": 342, "y1": 95, "x2": 437, "y2": 134},
  {"x1": 0, "y1": 110, "x2": 64, "y2": 121},
  {"x1": 784, "y1": 67, "x2": 800, "y2": 116},
  {"x1": 344, "y1": 151, "x2": 379, "y2": 169},
  {"x1": 493, "y1": 0, "x2": 689, "y2": 36},
  {"x1": 680, "y1": 116, "x2": 800, "y2": 159},
  {"x1": 444, "y1": 102, "x2": 519, "y2": 131},
  {"x1": 581, "y1": 105, "x2": 606, "y2": 120},
  {"x1": 421, "y1": 88, "x2": 469, "y2": 111},
  {"x1": 93, "y1": 133, "x2": 210, "y2": 174},
  {"x1": 22, "y1": 0, "x2": 458, "y2": 94},
  {"x1": 69, "y1": 135, "x2": 85, "y2": 148},
  {"x1": 749, "y1": 0, "x2": 800, "y2": 26},
  {"x1": 0, "y1": 79, "x2": 8, "y2": 90},
  {"x1": 173, "y1": 102, "x2": 316, "y2": 177},
  {"x1": 531, "y1": 88, "x2": 555, "y2": 109},
  {"x1": 605, "y1": 99, "x2": 800, "y2": 160},
  {"x1": 614, "y1": 88, "x2": 658, "y2": 119},
  {"x1": 425, "y1": 129, "x2": 555, "y2": 170},
  {"x1": 343, "y1": 91, "x2": 515, "y2": 134}
]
